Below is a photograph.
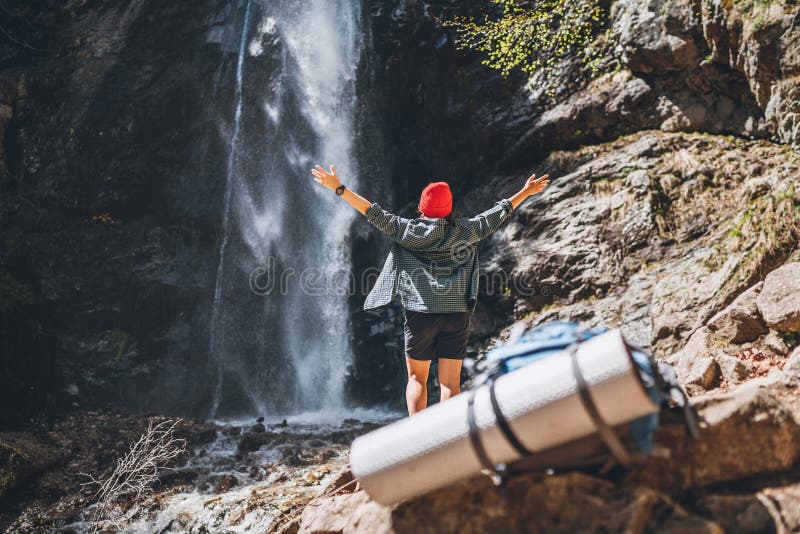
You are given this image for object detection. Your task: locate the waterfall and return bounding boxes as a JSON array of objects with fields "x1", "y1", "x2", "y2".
[
  {"x1": 208, "y1": 0, "x2": 364, "y2": 419},
  {"x1": 209, "y1": 0, "x2": 253, "y2": 420}
]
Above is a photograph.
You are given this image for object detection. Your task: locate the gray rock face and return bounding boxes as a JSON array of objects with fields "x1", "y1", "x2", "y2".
[
  {"x1": 707, "y1": 282, "x2": 768, "y2": 343},
  {"x1": 650, "y1": 251, "x2": 742, "y2": 354},
  {"x1": 757, "y1": 262, "x2": 800, "y2": 332},
  {"x1": 701, "y1": 0, "x2": 800, "y2": 143},
  {"x1": 473, "y1": 131, "x2": 799, "y2": 357},
  {"x1": 614, "y1": 0, "x2": 702, "y2": 75},
  {"x1": 783, "y1": 346, "x2": 800, "y2": 387}
]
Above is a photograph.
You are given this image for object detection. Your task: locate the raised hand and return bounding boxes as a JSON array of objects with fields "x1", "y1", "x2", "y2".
[
  {"x1": 311, "y1": 164, "x2": 342, "y2": 191},
  {"x1": 525, "y1": 173, "x2": 549, "y2": 196}
]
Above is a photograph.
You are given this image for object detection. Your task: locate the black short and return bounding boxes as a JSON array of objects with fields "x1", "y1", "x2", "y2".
[{"x1": 403, "y1": 309, "x2": 472, "y2": 361}]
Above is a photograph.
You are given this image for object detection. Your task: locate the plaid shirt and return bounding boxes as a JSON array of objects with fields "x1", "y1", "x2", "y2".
[{"x1": 363, "y1": 199, "x2": 514, "y2": 313}]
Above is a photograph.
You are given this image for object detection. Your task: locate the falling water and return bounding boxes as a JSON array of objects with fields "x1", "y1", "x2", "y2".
[
  {"x1": 209, "y1": 0, "x2": 253, "y2": 419},
  {"x1": 208, "y1": 0, "x2": 364, "y2": 419}
]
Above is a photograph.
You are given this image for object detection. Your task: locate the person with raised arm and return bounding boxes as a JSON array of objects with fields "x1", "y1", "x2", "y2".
[{"x1": 311, "y1": 165, "x2": 549, "y2": 415}]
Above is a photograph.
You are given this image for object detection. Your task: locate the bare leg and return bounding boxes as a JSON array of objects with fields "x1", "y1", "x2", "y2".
[
  {"x1": 438, "y1": 358, "x2": 462, "y2": 403},
  {"x1": 405, "y1": 357, "x2": 431, "y2": 416}
]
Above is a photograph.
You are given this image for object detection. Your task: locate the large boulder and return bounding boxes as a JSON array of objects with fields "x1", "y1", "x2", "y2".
[
  {"x1": 613, "y1": 0, "x2": 702, "y2": 75},
  {"x1": 297, "y1": 472, "x2": 720, "y2": 533},
  {"x1": 297, "y1": 489, "x2": 391, "y2": 534},
  {"x1": 756, "y1": 262, "x2": 800, "y2": 333},
  {"x1": 700, "y1": 0, "x2": 800, "y2": 143},
  {"x1": 666, "y1": 327, "x2": 723, "y2": 394},
  {"x1": 707, "y1": 282, "x2": 768, "y2": 343},
  {"x1": 630, "y1": 387, "x2": 800, "y2": 493}
]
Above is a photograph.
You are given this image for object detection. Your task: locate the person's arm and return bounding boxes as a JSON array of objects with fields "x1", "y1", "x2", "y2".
[
  {"x1": 508, "y1": 173, "x2": 549, "y2": 210},
  {"x1": 311, "y1": 164, "x2": 411, "y2": 241},
  {"x1": 311, "y1": 164, "x2": 371, "y2": 215},
  {"x1": 464, "y1": 173, "x2": 550, "y2": 243}
]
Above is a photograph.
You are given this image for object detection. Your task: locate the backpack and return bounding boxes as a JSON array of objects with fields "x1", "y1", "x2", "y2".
[{"x1": 466, "y1": 321, "x2": 700, "y2": 484}]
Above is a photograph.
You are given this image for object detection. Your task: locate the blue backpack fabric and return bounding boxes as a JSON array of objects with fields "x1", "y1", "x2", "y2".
[{"x1": 469, "y1": 321, "x2": 699, "y2": 480}]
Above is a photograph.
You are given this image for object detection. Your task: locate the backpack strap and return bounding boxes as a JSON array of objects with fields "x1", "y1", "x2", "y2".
[
  {"x1": 488, "y1": 379, "x2": 533, "y2": 457},
  {"x1": 567, "y1": 343, "x2": 633, "y2": 468},
  {"x1": 466, "y1": 388, "x2": 506, "y2": 485},
  {"x1": 655, "y1": 361, "x2": 702, "y2": 439}
]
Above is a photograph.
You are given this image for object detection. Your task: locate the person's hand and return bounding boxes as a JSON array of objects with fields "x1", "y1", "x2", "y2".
[
  {"x1": 524, "y1": 173, "x2": 549, "y2": 197},
  {"x1": 311, "y1": 164, "x2": 342, "y2": 191}
]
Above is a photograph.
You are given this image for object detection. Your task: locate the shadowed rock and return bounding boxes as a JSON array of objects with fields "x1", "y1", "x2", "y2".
[{"x1": 707, "y1": 282, "x2": 768, "y2": 344}]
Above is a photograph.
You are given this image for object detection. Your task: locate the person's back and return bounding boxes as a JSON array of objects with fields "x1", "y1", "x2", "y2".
[
  {"x1": 310, "y1": 168, "x2": 550, "y2": 415},
  {"x1": 362, "y1": 188, "x2": 516, "y2": 314}
]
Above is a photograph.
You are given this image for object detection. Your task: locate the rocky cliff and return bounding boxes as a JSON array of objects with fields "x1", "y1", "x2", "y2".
[{"x1": 1, "y1": 0, "x2": 800, "y2": 531}]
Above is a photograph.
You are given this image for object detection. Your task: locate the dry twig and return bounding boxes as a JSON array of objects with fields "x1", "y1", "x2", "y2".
[{"x1": 80, "y1": 419, "x2": 186, "y2": 531}]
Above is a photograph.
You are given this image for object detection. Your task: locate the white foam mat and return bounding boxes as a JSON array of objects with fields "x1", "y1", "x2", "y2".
[{"x1": 350, "y1": 330, "x2": 659, "y2": 505}]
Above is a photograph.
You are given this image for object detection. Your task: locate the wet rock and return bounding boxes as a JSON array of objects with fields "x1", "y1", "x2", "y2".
[
  {"x1": 281, "y1": 446, "x2": 308, "y2": 467},
  {"x1": 156, "y1": 467, "x2": 199, "y2": 488},
  {"x1": 225, "y1": 426, "x2": 243, "y2": 437},
  {"x1": 696, "y1": 494, "x2": 773, "y2": 534},
  {"x1": 252, "y1": 423, "x2": 266, "y2": 433},
  {"x1": 239, "y1": 432, "x2": 279, "y2": 453},
  {"x1": 756, "y1": 262, "x2": 800, "y2": 333},
  {"x1": 213, "y1": 474, "x2": 239, "y2": 493},
  {"x1": 707, "y1": 282, "x2": 768, "y2": 344}
]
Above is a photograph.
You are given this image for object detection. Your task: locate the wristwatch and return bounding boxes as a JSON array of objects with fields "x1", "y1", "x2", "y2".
[{"x1": 335, "y1": 184, "x2": 346, "y2": 196}]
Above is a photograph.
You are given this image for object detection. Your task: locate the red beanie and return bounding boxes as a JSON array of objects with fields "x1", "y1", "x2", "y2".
[{"x1": 418, "y1": 182, "x2": 453, "y2": 218}]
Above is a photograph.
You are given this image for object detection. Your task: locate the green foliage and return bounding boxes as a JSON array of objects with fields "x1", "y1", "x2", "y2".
[
  {"x1": 86, "y1": 213, "x2": 119, "y2": 225},
  {"x1": 779, "y1": 331, "x2": 800, "y2": 348},
  {"x1": 717, "y1": 182, "x2": 800, "y2": 284},
  {"x1": 440, "y1": 0, "x2": 605, "y2": 96}
]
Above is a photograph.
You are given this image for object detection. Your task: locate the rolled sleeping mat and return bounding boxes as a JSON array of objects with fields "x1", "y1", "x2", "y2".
[{"x1": 350, "y1": 329, "x2": 659, "y2": 506}]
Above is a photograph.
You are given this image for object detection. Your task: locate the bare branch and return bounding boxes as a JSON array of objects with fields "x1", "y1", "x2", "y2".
[{"x1": 81, "y1": 419, "x2": 187, "y2": 532}]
